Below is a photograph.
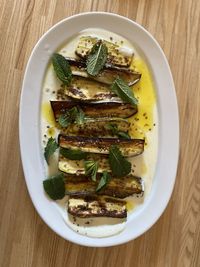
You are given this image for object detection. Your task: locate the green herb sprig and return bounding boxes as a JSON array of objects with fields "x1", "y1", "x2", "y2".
[
  {"x1": 60, "y1": 147, "x2": 88, "y2": 160},
  {"x1": 44, "y1": 137, "x2": 58, "y2": 164},
  {"x1": 43, "y1": 173, "x2": 65, "y2": 200},
  {"x1": 86, "y1": 41, "x2": 108, "y2": 76},
  {"x1": 84, "y1": 160, "x2": 99, "y2": 182},
  {"x1": 52, "y1": 53, "x2": 72, "y2": 85},
  {"x1": 109, "y1": 145, "x2": 131, "y2": 177},
  {"x1": 111, "y1": 77, "x2": 138, "y2": 106},
  {"x1": 105, "y1": 123, "x2": 131, "y2": 139},
  {"x1": 58, "y1": 106, "x2": 85, "y2": 128},
  {"x1": 96, "y1": 171, "x2": 111, "y2": 192}
]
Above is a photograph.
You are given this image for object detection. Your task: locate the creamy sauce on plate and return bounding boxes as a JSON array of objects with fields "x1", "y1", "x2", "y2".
[{"x1": 41, "y1": 28, "x2": 158, "y2": 237}]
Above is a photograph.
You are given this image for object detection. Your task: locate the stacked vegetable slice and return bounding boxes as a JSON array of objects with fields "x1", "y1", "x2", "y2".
[{"x1": 43, "y1": 36, "x2": 145, "y2": 219}]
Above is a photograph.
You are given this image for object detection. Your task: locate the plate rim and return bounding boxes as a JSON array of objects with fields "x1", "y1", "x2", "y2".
[{"x1": 19, "y1": 11, "x2": 179, "y2": 247}]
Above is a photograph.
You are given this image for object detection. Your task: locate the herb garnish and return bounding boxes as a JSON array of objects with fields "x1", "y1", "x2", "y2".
[
  {"x1": 52, "y1": 53, "x2": 72, "y2": 85},
  {"x1": 75, "y1": 107, "x2": 85, "y2": 124},
  {"x1": 44, "y1": 137, "x2": 58, "y2": 164},
  {"x1": 117, "y1": 131, "x2": 131, "y2": 139},
  {"x1": 96, "y1": 171, "x2": 111, "y2": 192},
  {"x1": 109, "y1": 145, "x2": 131, "y2": 177},
  {"x1": 60, "y1": 147, "x2": 88, "y2": 160},
  {"x1": 111, "y1": 77, "x2": 138, "y2": 106},
  {"x1": 84, "y1": 160, "x2": 99, "y2": 182},
  {"x1": 105, "y1": 123, "x2": 131, "y2": 139},
  {"x1": 58, "y1": 106, "x2": 85, "y2": 128},
  {"x1": 86, "y1": 41, "x2": 108, "y2": 76},
  {"x1": 43, "y1": 173, "x2": 65, "y2": 200}
]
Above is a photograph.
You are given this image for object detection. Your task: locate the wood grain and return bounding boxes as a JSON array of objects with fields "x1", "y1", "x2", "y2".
[{"x1": 0, "y1": 0, "x2": 200, "y2": 266}]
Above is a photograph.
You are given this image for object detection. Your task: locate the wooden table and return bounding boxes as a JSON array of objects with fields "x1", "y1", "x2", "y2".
[{"x1": 0, "y1": 0, "x2": 199, "y2": 266}]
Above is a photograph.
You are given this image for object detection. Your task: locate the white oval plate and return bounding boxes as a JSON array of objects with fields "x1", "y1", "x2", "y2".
[{"x1": 19, "y1": 12, "x2": 179, "y2": 247}]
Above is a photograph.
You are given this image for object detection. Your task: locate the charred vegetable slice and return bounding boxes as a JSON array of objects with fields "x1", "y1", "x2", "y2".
[
  {"x1": 58, "y1": 154, "x2": 110, "y2": 175},
  {"x1": 58, "y1": 135, "x2": 144, "y2": 157},
  {"x1": 65, "y1": 76, "x2": 120, "y2": 101},
  {"x1": 61, "y1": 118, "x2": 130, "y2": 137},
  {"x1": 51, "y1": 101, "x2": 137, "y2": 120},
  {"x1": 68, "y1": 195, "x2": 127, "y2": 218},
  {"x1": 65, "y1": 174, "x2": 144, "y2": 198},
  {"x1": 76, "y1": 36, "x2": 133, "y2": 67},
  {"x1": 66, "y1": 57, "x2": 141, "y2": 86}
]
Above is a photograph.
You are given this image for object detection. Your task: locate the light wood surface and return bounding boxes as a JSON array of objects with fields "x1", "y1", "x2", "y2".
[{"x1": 0, "y1": 0, "x2": 200, "y2": 266}]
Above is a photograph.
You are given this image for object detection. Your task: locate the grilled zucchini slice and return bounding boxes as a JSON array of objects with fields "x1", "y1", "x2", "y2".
[
  {"x1": 59, "y1": 154, "x2": 110, "y2": 175},
  {"x1": 61, "y1": 118, "x2": 130, "y2": 137},
  {"x1": 76, "y1": 36, "x2": 132, "y2": 67},
  {"x1": 65, "y1": 174, "x2": 144, "y2": 198},
  {"x1": 68, "y1": 195, "x2": 127, "y2": 218},
  {"x1": 58, "y1": 135, "x2": 144, "y2": 157},
  {"x1": 51, "y1": 100, "x2": 137, "y2": 120},
  {"x1": 65, "y1": 76, "x2": 120, "y2": 101},
  {"x1": 66, "y1": 57, "x2": 141, "y2": 86}
]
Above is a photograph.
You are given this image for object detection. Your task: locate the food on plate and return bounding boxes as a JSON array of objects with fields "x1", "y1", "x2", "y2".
[
  {"x1": 68, "y1": 195, "x2": 127, "y2": 218},
  {"x1": 61, "y1": 117, "x2": 131, "y2": 137},
  {"x1": 64, "y1": 174, "x2": 144, "y2": 198},
  {"x1": 58, "y1": 135, "x2": 144, "y2": 157},
  {"x1": 58, "y1": 153, "x2": 110, "y2": 175},
  {"x1": 65, "y1": 57, "x2": 141, "y2": 85},
  {"x1": 75, "y1": 36, "x2": 133, "y2": 67},
  {"x1": 50, "y1": 100, "x2": 137, "y2": 119},
  {"x1": 41, "y1": 28, "x2": 158, "y2": 237}
]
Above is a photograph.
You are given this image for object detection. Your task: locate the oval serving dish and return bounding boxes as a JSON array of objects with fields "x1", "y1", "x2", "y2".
[{"x1": 19, "y1": 12, "x2": 179, "y2": 247}]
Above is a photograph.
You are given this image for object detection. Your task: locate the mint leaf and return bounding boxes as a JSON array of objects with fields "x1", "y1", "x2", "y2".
[
  {"x1": 52, "y1": 53, "x2": 72, "y2": 85},
  {"x1": 60, "y1": 147, "x2": 88, "y2": 160},
  {"x1": 44, "y1": 137, "x2": 58, "y2": 164},
  {"x1": 96, "y1": 171, "x2": 111, "y2": 192},
  {"x1": 111, "y1": 77, "x2": 138, "y2": 106},
  {"x1": 75, "y1": 107, "x2": 85, "y2": 124},
  {"x1": 84, "y1": 160, "x2": 99, "y2": 182},
  {"x1": 117, "y1": 131, "x2": 131, "y2": 139},
  {"x1": 105, "y1": 123, "x2": 118, "y2": 135},
  {"x1": 58, "y1": 106, "x2": 85, "y2": 128},
  {"x1": 58, "y1": 112, "x2": 71, "y2": 128},
  {"x1": 109, "y1": 145, "x2": 131, "y2": 177},
  {"x1": 43, "y1": 173, "x2": 65, "y2": 200},
  {"x1": 105, "y1": 123, "x2": 131, "y2": 139},
  {"x1": 86, "y1": 41, "x2": 108, "y2": 76}
]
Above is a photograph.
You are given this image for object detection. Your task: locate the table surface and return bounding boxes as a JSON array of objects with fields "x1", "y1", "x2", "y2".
[{"x1": 0, "y1": 0, "x2": 200, "y2": 266}]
